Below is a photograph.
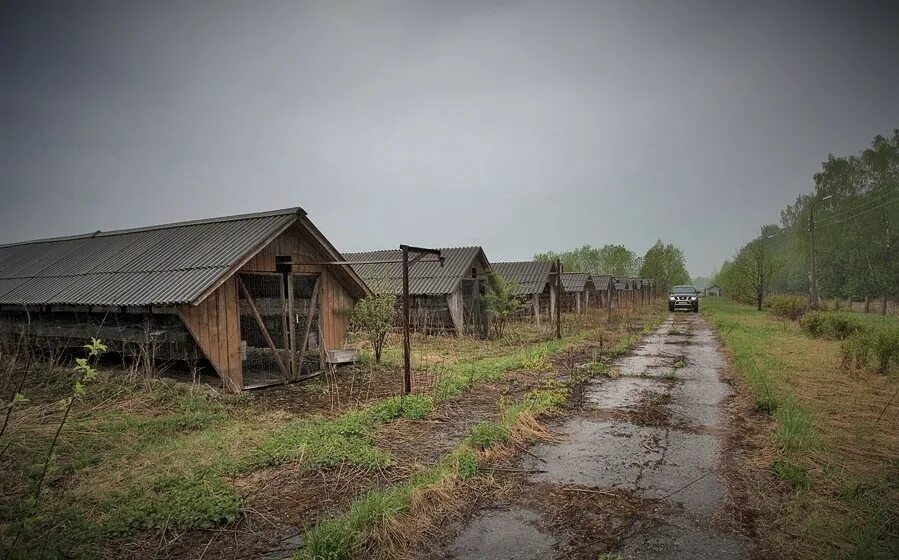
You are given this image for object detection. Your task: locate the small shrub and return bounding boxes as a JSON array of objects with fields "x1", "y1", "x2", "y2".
[
  {"x1": 755, "y1": 395, "x2": 779, "y2": 415},
  {"x1": 840, "y1": 325, "x2": 899, "y2": 374},
  {"x1": 454, "y1": 448, "x2": 479, "y2": 478},
  {"x1": 772, "y1": 458, "x2": 811, "y2": 490},
  {"x1": 800, "y1": 311, "x2": 827, "y2": 336},
  {"x1": 841, "y1": 330, "x2": 873, "y2": 371},
  {"x1": 351, "y1": 292, "x2": 396, "y2": 363},
  {"x1": 466, "y1": 422, "x2": 509, "y2": 450},
  {"x1": 769, "y1": 295, "x2": 808, "y2": 321}
]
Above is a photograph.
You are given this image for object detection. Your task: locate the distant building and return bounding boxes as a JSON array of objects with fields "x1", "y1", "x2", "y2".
[
  {"x1": 560, "y1": 272, "x2": 598, "y2": 313},
  {"x1": 344, "y1": 246, "x2": 491, "y2": 336},
  {"x1": 491, "y1": 260, "x2": 562, "y2": 324},
  {"x1": 706, "y1": 284, "x2": 722, "y2": 297}
]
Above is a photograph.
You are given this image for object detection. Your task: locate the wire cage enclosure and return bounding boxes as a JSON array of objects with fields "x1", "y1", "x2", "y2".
[{"x1": 238, "y1": 272, "x2": 322, "y2": 389}]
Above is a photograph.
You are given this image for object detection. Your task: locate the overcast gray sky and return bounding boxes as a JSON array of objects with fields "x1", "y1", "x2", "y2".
[{"x1": 1, "y1": 0, "x2": 897, "y2": 275}]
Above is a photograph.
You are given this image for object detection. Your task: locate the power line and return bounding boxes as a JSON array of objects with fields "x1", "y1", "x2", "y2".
[
  {"x1": 815, "y1": 196, "x2": 899, "y2": 230},
  {"x1": 816, "y1": 192, "x2": 898, "y2": 221}
]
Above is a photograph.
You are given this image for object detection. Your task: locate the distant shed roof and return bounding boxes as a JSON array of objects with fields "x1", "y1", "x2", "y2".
[
  {"x1": 492, "y1": 261, "x2": 557, "y2": 296},
  {"x1": 560, "y1": 272, "x2": 593, "y2": 293},
  {"x1": 592, "y1": 275, "x2": 613, "y2": 290},
  {"x1": 0, "y1": 208, "x2": 367, "y2": 307},
  {"x1": 343, "y1": 246, "x2": 487, "y2": 296}
]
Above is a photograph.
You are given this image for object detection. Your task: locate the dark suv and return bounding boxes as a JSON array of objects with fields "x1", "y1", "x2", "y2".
[{"x1": 669, "y1": 285, "x2": 699, "y2": 312}]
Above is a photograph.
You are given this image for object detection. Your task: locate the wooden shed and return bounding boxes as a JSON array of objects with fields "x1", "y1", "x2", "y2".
[
  {"x1": 0, "y1": 208, "x2": 370, "y2": 391},
  {"x1": 560, "y1": 272, "x2": 597, "y2": 313},
  {"x1": 491, "y1": 261, "x2": 561, "y2": 324},
  {"x1": 343, "y1": 247, "x2": 491, "y2": 336},
  {"x1": 591, "y1": 275, "x2": 614, "y2": 308}
]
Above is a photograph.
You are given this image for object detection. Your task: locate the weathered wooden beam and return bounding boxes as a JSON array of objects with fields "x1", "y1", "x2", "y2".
[{"x1": 295, "y1": 275, "x2": 321, "y2": 378}]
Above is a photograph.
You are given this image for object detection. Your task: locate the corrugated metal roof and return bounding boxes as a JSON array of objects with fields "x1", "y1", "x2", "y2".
[
  {"x1": 492, "y1": 261, "x2": 556, "y2": 296},
  {"x1": 0, "y1": 208, "x2": 300, "y2": 306},
  {"x1": 592, "y1": 275, "x2": 613, "y2": 290},
  {"x1": 560, "y1": 272, "x2": 593, "y2": 293},
  {"x1": 344, "y1": 247, "x2": 487, "y2": 295}
]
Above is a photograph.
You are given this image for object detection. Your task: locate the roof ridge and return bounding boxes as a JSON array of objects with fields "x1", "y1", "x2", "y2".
[{"x1": 0, "y1": 207, "x2": 304, "y2": 248}]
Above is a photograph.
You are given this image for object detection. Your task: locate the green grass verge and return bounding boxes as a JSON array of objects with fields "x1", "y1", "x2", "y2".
[
  {"x1": 703, "y1": 298, "x2": 899, "y2": 559},
  {"x1": 297, "y1": 383, "x2": 568, "y2": 560}
]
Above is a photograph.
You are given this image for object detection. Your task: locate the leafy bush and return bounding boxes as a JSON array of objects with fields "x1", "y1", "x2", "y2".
[
  {"x1": 800, "y1": 311, "x2": 865, "y2": 340},
  {"x1": 351, "y1": 292, "x2": 396, "y2": 363},
  {"x1": 769, "y1": 295, "x2": 808, "y2": 320},
  {"x1": 482, "y1": 273, "x2": 525, "y2": 339},
  {"x1": 840, "y1": 325, "x2": 899, "y2": 374},
  {"x1": 799, "y1": 310, "x2": 826, "y2": 336}
]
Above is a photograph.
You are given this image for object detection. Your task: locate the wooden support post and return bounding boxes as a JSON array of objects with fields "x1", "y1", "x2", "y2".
[
  {"x1": 533, "y1": 293, "x2": 541, "y2": 326},
  {"x1": 237, "y1": 276, "x2": 290, "y2": 380},
  {"x1": 295, "y1": 275, "x2": 321, "y2": 378},
  {"x1": 576, "y1": 292, "x2": 582, "y2": 314},
  {"x1": 607, "y1": 281, "x2": 614, "y2": 321},
  {"x1": 555, "y1": 259, "x2": 561, "y2": 340},
  {"x1": 283, "y1": 276, "x2": 294, "y2": 378},
  {"x1": 402, "y1": 246, "x2": 412, "y2": 395}
]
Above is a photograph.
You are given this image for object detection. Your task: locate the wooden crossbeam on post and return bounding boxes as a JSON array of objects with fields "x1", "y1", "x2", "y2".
[{"x1": 400, "y1": 245, "x2": 444, "y2": 395}]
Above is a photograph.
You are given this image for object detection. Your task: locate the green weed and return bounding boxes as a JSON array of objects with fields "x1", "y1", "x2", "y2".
[
  {"x1": 466, "y1": 422, "x2": 509, "y2": 450},
  {"x1": 772, "y1": 458, "x2": 811, "y2": 490}
]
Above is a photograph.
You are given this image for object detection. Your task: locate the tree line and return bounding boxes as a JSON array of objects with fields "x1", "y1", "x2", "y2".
[
  {"x1": 535, "y1": 240, "x2": 690, "y2": 293},
  {"x1": 716, "y1": 129, "x2": 899, "y2": 312}
]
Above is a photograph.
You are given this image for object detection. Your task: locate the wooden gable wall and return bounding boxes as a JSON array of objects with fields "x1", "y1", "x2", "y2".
[
  {"x1": 239, "y1": 223, "x2": 357, "y2": 351},
  {"x1": 178, "y1": 277, "x2": 241, "y2": 391}
]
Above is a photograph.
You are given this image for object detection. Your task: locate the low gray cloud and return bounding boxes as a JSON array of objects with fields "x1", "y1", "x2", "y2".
[{"x1": 2, "y1": 0, "x2": 897, "y2": 275}]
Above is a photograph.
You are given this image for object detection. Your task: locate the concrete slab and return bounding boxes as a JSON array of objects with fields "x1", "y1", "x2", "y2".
[{"x1": 446, "y1": 507, "x2": 558, "y2": 560}]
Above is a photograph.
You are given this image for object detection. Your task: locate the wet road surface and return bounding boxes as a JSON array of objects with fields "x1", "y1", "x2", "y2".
[{"x1": 444, "y1": 313, "x2": 747, "y2": 559}]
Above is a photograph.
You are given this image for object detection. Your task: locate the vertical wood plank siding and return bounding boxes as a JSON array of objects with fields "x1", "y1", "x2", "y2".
[
  {"x1": 179, "y1": 222, "x2": 358, "y2": 392},
  {"x1": 178, "y1": 276, "x2": 241, "y2": 391}
]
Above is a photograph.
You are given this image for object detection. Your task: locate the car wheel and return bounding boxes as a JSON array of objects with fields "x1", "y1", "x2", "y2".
[
  {"x1": 669, "y1": 306, "x2": 674, "y2": 312},
  {"x1": 693, "y1": 306, "x2": 699, "y2": 313}
]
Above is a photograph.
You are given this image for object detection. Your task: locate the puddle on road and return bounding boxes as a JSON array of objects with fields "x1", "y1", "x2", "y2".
[
  {"x1": 521, "y1": 419, "x2": 662, "y2": 488},
  {"x1": 446, "y1": 507, "x2": 558, "y2": 560},
  {"x1": 442, "y1": 315, "x2": 747, "y2": 560}
]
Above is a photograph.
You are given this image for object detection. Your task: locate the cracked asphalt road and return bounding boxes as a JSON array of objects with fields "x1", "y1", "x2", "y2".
[{"x1": 444, "y1": 313, "x2": 747, "y2": 559}]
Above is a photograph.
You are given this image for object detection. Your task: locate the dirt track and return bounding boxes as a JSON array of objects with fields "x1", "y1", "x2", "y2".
[{"x1": 442, "y1": 313, "x2": 748, "y2": 559}]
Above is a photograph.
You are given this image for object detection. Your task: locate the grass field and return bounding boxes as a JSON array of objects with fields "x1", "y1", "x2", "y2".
[
  {"x1": 0, "y1": 304, "x2": 662, "y2": 559},
  {"x1": 703, "y1": 298, "x2": 899, "y2": 560}
]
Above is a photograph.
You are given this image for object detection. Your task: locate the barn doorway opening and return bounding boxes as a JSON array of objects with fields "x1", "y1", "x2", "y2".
[{"x1": 237, "y1": 272, "x2": 322, "y2": 389}]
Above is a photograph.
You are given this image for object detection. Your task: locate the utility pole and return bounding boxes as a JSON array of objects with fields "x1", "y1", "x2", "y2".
[
  {"x1": 808, "y1": 194, "x2": 832, "y2": 308},
  {"x1": 555, "y1": 258, "x2": 562, "y2": 340},
  {"x1": 400, "y1": 245, "x2": 443, "y2": 395}
]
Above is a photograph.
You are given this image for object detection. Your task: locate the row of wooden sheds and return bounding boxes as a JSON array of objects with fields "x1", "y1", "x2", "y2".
[{"x1": 0, "y1": 207, "x2": 653, "y2": 392}]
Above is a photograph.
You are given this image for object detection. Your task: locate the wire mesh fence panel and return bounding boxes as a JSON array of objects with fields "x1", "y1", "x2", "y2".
[
  {"x1": 239, "y1": 272, "x2": 290, "y2": 388},
  {"x1": 291, "y1": 273, "x2": 322, "y2": 377}
]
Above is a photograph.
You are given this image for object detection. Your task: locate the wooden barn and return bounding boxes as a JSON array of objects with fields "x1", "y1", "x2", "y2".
[
  {"x1": 491, "y1": 261, "x2": 561, "y2": 324},
  {"x1": 0, "y1": 208, "x2": 370, "y2": 392},
  {"x1": 343, "y1": 247, "x2": 491, "y2": 336},
  {"x1": 559, "y1": 272, "x2": 597, "y2": 313}
]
